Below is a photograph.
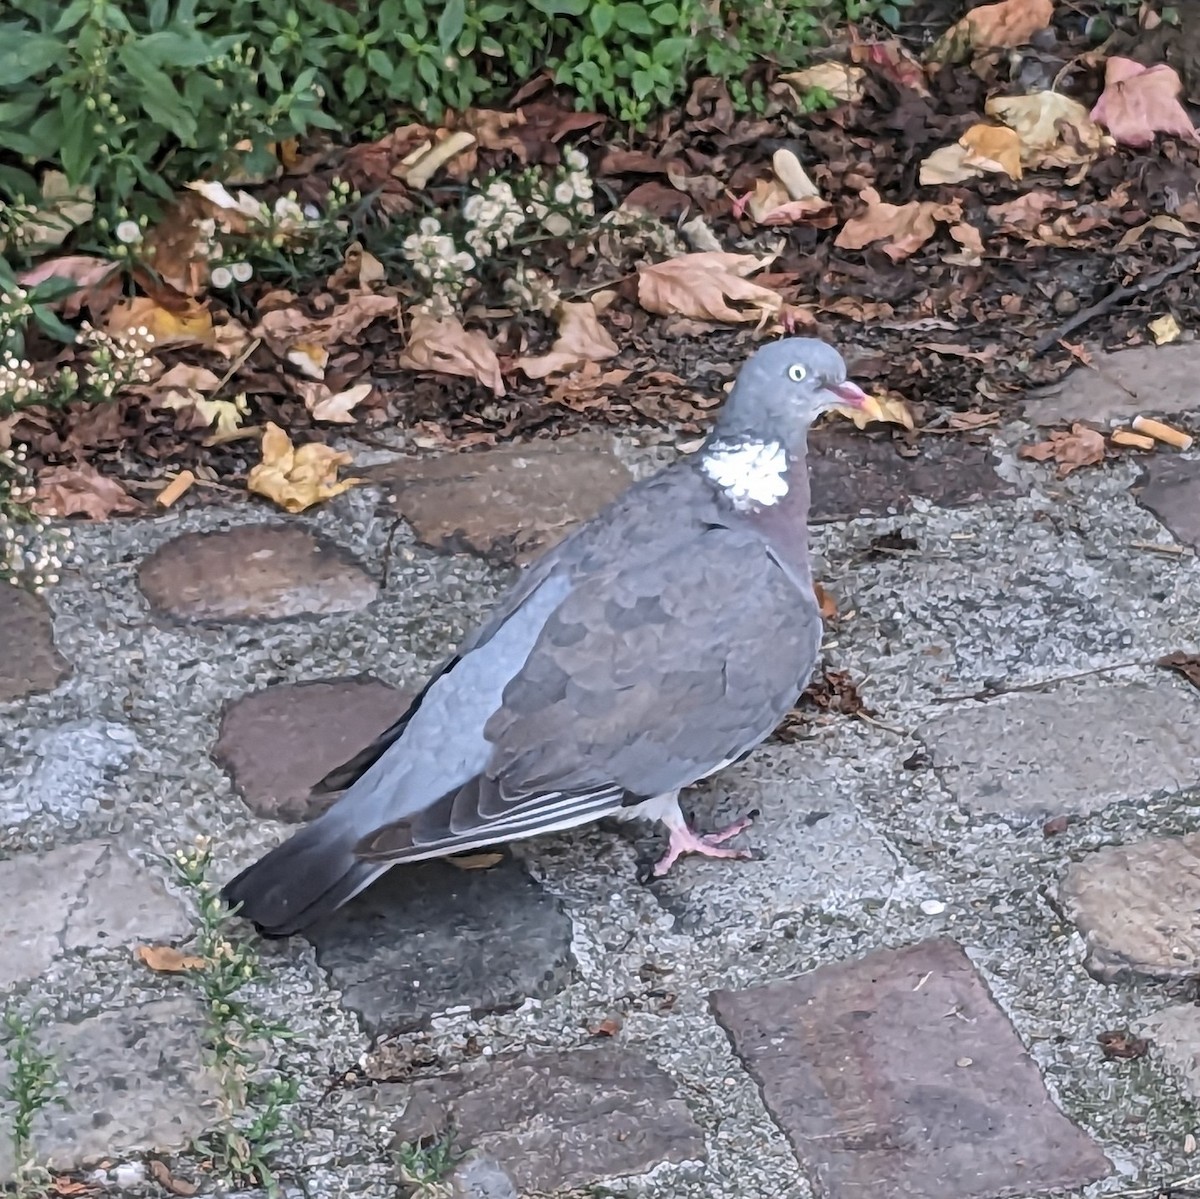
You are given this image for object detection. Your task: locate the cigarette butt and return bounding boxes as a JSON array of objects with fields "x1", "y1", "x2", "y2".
[
  {"x1": 1131, "y1": 415, "x2": 1193, "y2": 450},
  {"x1": 156, "y1": 470, "x2": 195, "y2": 508},
  {"x1": 1111, "y1": 429, "x2": 1157, "y2": 451}
]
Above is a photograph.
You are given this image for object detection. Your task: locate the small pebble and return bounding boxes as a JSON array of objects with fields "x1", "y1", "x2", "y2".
[
  {"x1": 956, "y1": 1056, "x2": 974, "y2": 1068},
  {"x1": 920, "y1": 899, "x2": 946, "y2": 915}
]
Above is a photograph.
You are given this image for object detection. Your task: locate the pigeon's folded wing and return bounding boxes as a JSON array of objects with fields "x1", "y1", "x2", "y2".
[{"x1": 353, "y1": 526, "x2": 822, "y2": 861}]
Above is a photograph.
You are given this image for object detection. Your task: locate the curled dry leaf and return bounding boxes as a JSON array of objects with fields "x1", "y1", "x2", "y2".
[
  {"x1": 18, "y1": 254, "x2": 119, "y2": 296},
  {"x1": 153, "y1": 363, "x2": 249, "y2": 439},
  {"x1": 738, "y1": 149, "x2": 835, "y2": 227},
  {"x1": 247, "y1": 422, "x2": 363, "y2": 513},
  {"x1": 945, "y1": 222, "x2": 986, "y2": 267},
  {"x1": 107, "y1": 296, "x2": 214, "y2": 348},
  {"x1": 930, "y1": 0, "x2": 1053, "y2": 62},
  {"x1": 447, "y1": 851, "x2": 505, "y2": 870},
  {"x1": 135, "y1": 944, "x2": 205, "y2": 973},
  {"x1": 1090, "y1": 58, "x2": 1198, "y2": 148},
  {"x1": 328, "y1": 242, "x2": 387, "y2": 291},
  {"x1": 813, "y1": 581, "x2": 839, "y2": 622},
  {"x1": 636, "y1": 252, "x2": 783, "y2": 326},
  {"x1": 398, "y1": 312, "x2": 506, "y2": 395},
  {"x1": 309, "y1": 382, "x2": 375, "y2": 423},
  {"x1": 851, "y1": 40, "x2": 930, "y2": 95},
  {"x1": 985, "y1": 92, "x2": 1105, "y2": 168},
  {"x1": 254, "y1": 294, "x2": 400, "y2": 382},
  {"x1": 1150, "y1": 314, "x2": 1182, "y2": 345},
  {"x1": 1019, "y1": 423, "x2": 1106, "y2": 476},
  {"x1": 6, "y1": 171, "x2": 95, "y2": 252},
  {"x1": 920, "y1": 124, "x2": 1022, "y2": 184},
  {"x1": 835, "y1": 188, "x2": 962, "y2": 262},
  {"x1": 33, "y1": 463, "x2": 141, "y2": 521},
  {"x1": 781, "y1": 62, "x2": 866, "y2": 104},
  {"x1": 517, "y1": 300, "x2": 619, "y2": 379}
]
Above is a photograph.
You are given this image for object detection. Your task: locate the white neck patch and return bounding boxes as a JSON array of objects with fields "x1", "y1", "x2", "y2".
[{"x1": 700, "y1": 439, "x2": 788, "y2": 510}]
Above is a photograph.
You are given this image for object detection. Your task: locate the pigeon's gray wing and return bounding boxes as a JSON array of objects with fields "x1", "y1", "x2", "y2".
[
  {"x1": 354, "y1": 525, "x2": 822, "y2": 860},
  {"x1": 312, "y1": 466, "x2": 716, "y2": 798}
]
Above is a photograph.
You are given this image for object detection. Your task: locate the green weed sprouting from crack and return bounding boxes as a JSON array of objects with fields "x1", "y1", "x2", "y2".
[
  {"x1": 395, "y1": 1132, "x2": 463, "y2": 1199},
  {"x1": 170, "y1": 837, "x2": 299, "y2": 1196},
  {"x1": 0, "y1": 1005, "x2": 63, "y2": 1199}
]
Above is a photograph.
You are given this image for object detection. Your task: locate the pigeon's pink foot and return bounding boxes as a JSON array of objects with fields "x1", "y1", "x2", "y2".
[{"x1": 651, "y1": 812, "x2": 756, "y2": 878}]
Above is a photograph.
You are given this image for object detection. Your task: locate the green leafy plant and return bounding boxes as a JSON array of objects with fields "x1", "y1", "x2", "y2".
[
  {"x1": 170, "y1": 838, "x2": 299, "y2": 1192},
  {"x1": 0, "y1": 1005, "x2": 63, "y2": 1199},
  {"x1": 2, "y1": 0, "x2": 895, "y2": 220}
]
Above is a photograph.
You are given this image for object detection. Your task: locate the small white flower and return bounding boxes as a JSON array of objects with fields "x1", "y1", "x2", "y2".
[
  {"x1": 115, "y1": 220, "x2": 142, "y2": 245},
  {"x1": 463, "y1": 195, "x2": 485, "y2": 223},
  {"x1": 564, "y1": 147, "x2": 588, "y2": 172},
  {"x1": 230, "y1": 261, "x2": 253, "y2": 283},
  {"x1": 452, "y1": 251, "x2": 474, "y2": 271},
  {"x1": 553, "y1": 181, "x2": 575, "y2": 205},
  {"x1": 419, "y1": 216, "x2": 442, "y2": 236},
  {"x1": 210, "y1": 266, "x2": 233, "y2": 289}
]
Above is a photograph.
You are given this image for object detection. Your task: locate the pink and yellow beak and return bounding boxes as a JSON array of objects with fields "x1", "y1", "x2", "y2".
[{"x1": 823, "y1": 379, "x2": 886, "y2": 423}]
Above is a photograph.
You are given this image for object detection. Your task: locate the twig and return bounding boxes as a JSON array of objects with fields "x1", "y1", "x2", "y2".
[
  {"x1": 1129, "y1": 540, "x2": 1188, "y2": 556},
  {"x1": 1031, "y1": 250, "x2": 1200, "y2": 355},
  {"x1": 212, "y1": 337, "x2": 262, "y2": 396}
]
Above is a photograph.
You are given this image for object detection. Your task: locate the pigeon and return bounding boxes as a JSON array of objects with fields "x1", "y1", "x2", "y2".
[{"x1": 223, "y1": 338, "x2": 879, "y2": 935}]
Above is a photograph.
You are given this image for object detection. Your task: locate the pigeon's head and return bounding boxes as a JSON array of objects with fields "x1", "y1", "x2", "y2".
[{"x1": 714, "y1": 338, "x2": 881, "y2": 450}]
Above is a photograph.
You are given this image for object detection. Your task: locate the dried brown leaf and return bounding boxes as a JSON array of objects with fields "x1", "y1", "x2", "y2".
[
  {"x1": 33, "y1": 464, "x2": 141, "y2": 521},
  {"x1": 398, "y1": 312, "x2": 506, "y2": 395},
  {"x1": 518, "y1": 300, "x2": 619, "y2": 379},
  {"x1": 1019, "y1": 423, "x2": 1106, "y2": 476},
  {"x1": 930, "y1": 0, "x2": 1053, "y2": 62},
  {"x1": 636, "y1": 252, "x2": 782, "y2": 325},
  {"x1": 135, "y1": 944, "x2": 205, "y2": 973},
  {"x1": 986, "y1": 92, "x2": 1105, "y2": 167},
  {"x1": 835, "y1": 188, "x2": 961, "y2": 262},
  {"x1": 106, "y1": 296, "x2": 214, "y2": 348}
]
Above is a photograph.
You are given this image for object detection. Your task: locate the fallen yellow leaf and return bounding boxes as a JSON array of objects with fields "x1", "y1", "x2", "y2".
[
  {"x1": 832, "y1": 393, "x2": 915, "y2": 430},
  {"x1": 135, "y1": 944, "x2": 205, "y2": 973},
  {"x1": 107, "y1": 296, "x2": 214, "y2": 348},
  {"x1": 920, "y1": 124, "x2": 1022, "y2": 184},
  {"x1": 446, "y1": 852, "x2": 505, "y2": 870},
  {"x1": 398, "y1": 312, "x2": 507, "y2": 395},
  {"x1": 636, "y1": 251, "x2": 783, "y2": 326},
  {"x1": 1149, "y1": 314, "x2": 1182, "y2": 345},
  {"x1": 517, "y1": 300, "x2": 619, "y2": 379},
  {"x1": 247, "y1": 422, "x2": 363, "y2": 513}
]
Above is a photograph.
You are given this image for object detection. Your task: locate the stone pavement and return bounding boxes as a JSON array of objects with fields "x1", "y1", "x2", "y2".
[{"x1": 2, "y1": 344, "x2": 1200, "y2": 1198}]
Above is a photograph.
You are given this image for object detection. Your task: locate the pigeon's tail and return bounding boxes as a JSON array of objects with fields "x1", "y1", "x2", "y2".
[{"x1": 221, "y1": 817, "x2": 387, "y2": 937}]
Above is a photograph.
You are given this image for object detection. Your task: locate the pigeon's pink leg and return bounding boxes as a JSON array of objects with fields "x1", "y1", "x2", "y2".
[{"x1": 652, "y1": 807, "x2": 756, "y2": 877}]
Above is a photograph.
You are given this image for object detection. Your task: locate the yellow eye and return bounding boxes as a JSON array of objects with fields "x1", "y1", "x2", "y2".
[{"x1": 787, "y1": 364, "x2": 807, "y2": 383}]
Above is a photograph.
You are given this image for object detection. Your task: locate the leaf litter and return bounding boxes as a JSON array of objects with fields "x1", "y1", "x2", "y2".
[{"x1": 10, "y1": 0, "x2": 1200, "y2": 509}]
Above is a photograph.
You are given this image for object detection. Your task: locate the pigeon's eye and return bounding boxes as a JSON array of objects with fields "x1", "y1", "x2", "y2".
[{"x1": 787, "y1": 363, "x2": 808, "y2": 383}]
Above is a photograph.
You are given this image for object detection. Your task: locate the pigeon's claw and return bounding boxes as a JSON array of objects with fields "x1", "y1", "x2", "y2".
[{"x1": 651, "y1": 811, "x2": 757, "y2": 877}]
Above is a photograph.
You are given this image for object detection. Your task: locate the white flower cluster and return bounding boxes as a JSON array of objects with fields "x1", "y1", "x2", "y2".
[
  {"x1": 0, "y1": 443, "x2": 70, "y2": 593},
  {"x1": 0, "y1": 287, "x2": 35, "y2": 355},
  {"x1": 403, "y1": 216, "x2": 475, "y2": 317},
  {"x1": 526, "y1": 148, "x2": 595, "y2": 238},
  {"x1": 462, "y1": 179, "x2": 525, "y2": 258},
  {"x1": 0, "y1": 350, "x2": 42, "y2": 410},
  {"x1": 77, "y1": 323, "x2": 155, "y2": 401},
  {"x1": 503, "y1": 263, "x2": 561, "y2": 315}
]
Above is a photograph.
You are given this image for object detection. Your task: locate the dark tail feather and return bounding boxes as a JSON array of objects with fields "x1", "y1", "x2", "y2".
[{"x1": 222, "y1": 820, "x2": 385, "y2": 937}]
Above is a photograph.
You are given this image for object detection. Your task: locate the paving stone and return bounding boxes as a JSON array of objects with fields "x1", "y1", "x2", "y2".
[
  {"x1": 0, "y1": 584, "x2": 69, "y2": 703},
  {"x1": 138, "y1": 525, "x2": 377, "y2": 621},
  {"x1": 380, "y1": 1043, "x2": 706, "y2": 1192},
  {"x1": 711, "y1": 938, "x2": 1110, "y2": 1199},
  {"x1": 0, "y1": 840, "x2": 189, "y2": 988},
  {"x1": 0, "y1": 719, "x2": 138, "y2": 824},
  {"x1": 1060, "y1": 833, "x2": 1200, "y2": 983},
  {"x1": 1024, "y1": 343, "x2": 1200, "y2": 424},
  {"x1": 308, "y1": 859, "x2": 574, "y2": 1035},
  {"x1": 1135, "y1": 1004, "x2": 1200, "y2": 1099},
  {"x1": 920, "y1": 676, "x2": 1200, "y2": 817},
  {"x1": 449, "y1": 1154, "x2": 519, "y2": 1199},
  {"x1": 1135, "y1": 455, "x2": 1200, "y2": 548},
  {"x1": 0, "y1": 999, "x2": 220, "y2": 1179},
  {"x1": 214, "y1": 677, "x2": 406, "y2": 822},
  {"x1": 807, "y1": 428, "x2": 1019, "y2": 523},
  {"x1": 372, "y1": 436, "x2": 632, "y2": 564}
]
